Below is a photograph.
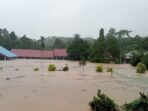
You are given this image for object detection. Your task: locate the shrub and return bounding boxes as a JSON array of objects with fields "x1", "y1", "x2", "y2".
[
  {"x1": 141, "y1": 54, "x2": 148, "y2": 69},
  {"x1": 33, "y1": 68, "x2": 39, "y2": 71},
  {"x1": 63, "y1": 64, "x2": 69, "y2": 71},
  {"x1": 96, "y1": 64, "x2": 103, "y2": 72},
  {"x1": 136, "y1": 63, "x2": 146, "y2": 73},
  {"x1": 89, "y1": 90, "x2": 119, "y2": 111},
  {"x1": 122, "y1": 92, "x2": 148, "y2": 111},
  {"x1": 48, "y1": 64, "x2": 56, "y2": 71},
  {"x1": 107, "y1": 67, "x2": 113, "y2": 72}
]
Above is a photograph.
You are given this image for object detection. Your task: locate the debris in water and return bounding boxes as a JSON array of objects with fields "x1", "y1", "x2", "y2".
[{"x1": 6, "y1": 77, "x2": 10, "y2": 80}]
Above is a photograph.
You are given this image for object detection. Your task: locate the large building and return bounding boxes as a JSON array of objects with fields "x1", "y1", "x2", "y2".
[
  {"x1": 0, "y1": 46, "x2": 17, "y2": 60},
  {"x1": 53, "y1": 49, "x2": 67, "y2": 59},
  {"x1": 11, "y1": 49, "x2": 67, "y2": 59}
]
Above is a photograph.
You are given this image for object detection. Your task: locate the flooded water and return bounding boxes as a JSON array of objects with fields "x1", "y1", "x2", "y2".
[{"x1": 0, "y1": 59, "x2": 148, "y2": 111}]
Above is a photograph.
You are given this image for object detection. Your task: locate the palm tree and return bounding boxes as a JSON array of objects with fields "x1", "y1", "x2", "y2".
[
  {"x1": 116, "y1": 29, "x2": 132, "y2": 38},
  {"x1": 116, "y1": 30, "x2": 132, "y2": 64}
]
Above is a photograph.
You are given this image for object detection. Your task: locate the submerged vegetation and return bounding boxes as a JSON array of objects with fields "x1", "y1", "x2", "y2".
[
  {"x1": 33, "y1": 68, "x2": 39, "y2": 71},
  {"x1": 122, "y1": 92, "x2": 148, "y2": 111},
  {"x1": 90, "y1": 90, "x2": 148, "y2": 111},
  {"x1": 96, "y1": 64, "x2": 103, "y2": 72},
  {"x1": 48, "y1": 64, "x2": 56, "y2": 71},
  {"x1": 89, "y1": 90, "x2": 119, "y2": 111},
  {"x1": 63, "y1": 64, "x2": 69, "y2": 71},
  {"x1": 136, "y1": 63, "x2": 146, "y2": 73},
  {"x1": 107, "y1": 67, "x2": 113, "y2": 72}
]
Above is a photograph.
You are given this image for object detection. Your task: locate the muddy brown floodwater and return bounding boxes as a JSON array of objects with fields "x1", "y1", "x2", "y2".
[{"x1": 0, "y1": 59, "x2": 148, "y2": 111}]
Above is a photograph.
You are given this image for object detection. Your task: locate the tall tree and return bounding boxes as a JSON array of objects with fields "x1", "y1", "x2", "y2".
[
  {"x1": 40, "y1": 36, "x2": 45, "y2": 49},
  {"x1": 116, "y1": 29, "x2": 132, "y2": 38},
  {"x1": 106, "y1": 28, "x2": 120, "y2": 62},
  {"x1": 90, "y1": 28, "x2": 106, "y2": 62},
  {"x1": 67, "y1": 34, "x2": 89, "y2": 60}
]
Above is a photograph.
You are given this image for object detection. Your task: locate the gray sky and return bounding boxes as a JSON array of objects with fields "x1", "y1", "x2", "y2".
[{"x1": 0, "y1": 0, "x2": 148, "y2": 39}]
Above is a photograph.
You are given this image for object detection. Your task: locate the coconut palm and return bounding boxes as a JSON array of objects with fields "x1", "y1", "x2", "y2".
[{"x1": 116, "y1": 29, "x2": 132, "y2": 38}]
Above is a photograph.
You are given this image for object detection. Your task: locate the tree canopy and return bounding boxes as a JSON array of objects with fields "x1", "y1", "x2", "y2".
[
  {"x1": 0, "y1": 28, "x2": 148, "y2": 63},
  {"x1": 67, "y1": 34, "x2": 89, "y2": 60}
]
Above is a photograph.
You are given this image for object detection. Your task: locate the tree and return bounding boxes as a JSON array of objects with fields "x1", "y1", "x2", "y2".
[
  {"x1": 142, "y1": 37, "x2": 148, "y2": 50},
  {"x1": 53, "y1": 38, "x2": 65, "y2": 49},
  {"x1": 116, "y1": 29, "x2": 132, "y2": 38},
  {"x1": 40, "y1": 36, "x2": 45, "y2": 49},
  {"x1": 8, "y1": 32, "x2": 18, "y2": 49},
  {"x1": 106, "y1": 28, "x2": 120, "y2": 62},
  {"x1": 90, "y1": 28, "x2": 106, "y2": 62},
  {"x1": 19, "y1": 35, "x2": 36, "y2": 49},
  {"x1": 89, "y1": 90, "x2": 119, "y2": 111},
  {"x1": 67, "y1": 34, "x2": 89, "y2": 60},
  {"x1": 122, "y1": 92, "x2": 148, "y2": 111}
]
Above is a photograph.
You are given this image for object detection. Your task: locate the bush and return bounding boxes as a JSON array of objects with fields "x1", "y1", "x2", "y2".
[
  {"x1": 33, "y1": 68, "x2": 39, "y2": 71},
  {"x1": 96, "y1": 64, "x2": 103, "y2": 72},
  {"x1": 107, "y1": 67, "x2": 113, "y2": 72},
  {"x1": 141, "y1": 54, "x2": 148, "y2": 69},
  {"x1": 63, "y1": 64, "x2": 69, "y2": 71},
  {"x1": 48, "y1": 64, "x2": 56, "y2": 71},
  {"x1": 89, "y1": 90, "x2": 119, "y2": 111},
  {"x1": 136, "y1": 63, "x2": 146, "y2": 73},
  {"x1": 122, "y1": 92, "x2": 148, "y2": 111}
]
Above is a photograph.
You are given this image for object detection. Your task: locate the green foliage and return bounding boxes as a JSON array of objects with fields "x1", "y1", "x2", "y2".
[
  {"x1": 89, "y1": 90, "x2": 119, "y2": 111},
  {"x1": 130, "y1": 51, "x2": 143, "y2": 66},
  {"x1": 0, "y1": 27, "x2": 148, "y2": 62},
  {"x1": 96, "y1": 64, "x2": 103, "y2": 72},
  {"x1": 107, "y1": 67, "x2": 113, "y2": 72},
  {"x1": 40, "y1": 36, "x2": 45, "y2": 49},
  {"x1": 122, "y1": 92, "x2": 148, "y2": 111},
  {"x1": 63, "y1": 64, "x2": 69, "y2": 71},
  {"x1": 67, "y1": 34, "x2": 89, "y2": 60},
  {"x1": 106, "y1": 28, "x2": 120, "y2": 61},
  {"x1": 141, "y1": 54, "x2": 148, "y2": 69},
  {"x1": 116, "y1": 29, "x2": 132, "y2": 38},
  {"x1": 90, "y1": 28, "x2": 106, "y2": 63},
  {"x1": 136, "y1": 63, "x2": 146, "y2": 73},
  {"x1": 48, "y1": 64, "x2": 56, "y2": 71},
  {"x1": 33, "y1": 68, "x2": 39, "y2": 71}
]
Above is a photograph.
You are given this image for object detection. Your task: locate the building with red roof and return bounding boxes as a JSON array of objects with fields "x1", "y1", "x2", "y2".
[
  {"x1": 53, "y1": 49, "x2": 67, "y2": 59},
  {"x1": 11, "y1": 49, "x2": 67, "y2": 59}
]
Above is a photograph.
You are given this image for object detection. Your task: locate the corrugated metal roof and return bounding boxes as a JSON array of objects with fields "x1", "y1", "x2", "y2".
[
  {"x1": 0, "y1": 46, "x2": 17, "y2": 58},
  {"x1": 11, "y1": 49, "x2": 67, "y2": 58},
  {"x1": 12, "y1": 49, "x2": 54, "y2": 58},
  {"x1": 53, "y1": 49, "x2": 67, "y2": 57}
]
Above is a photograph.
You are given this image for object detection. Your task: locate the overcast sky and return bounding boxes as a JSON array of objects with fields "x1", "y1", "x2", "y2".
[{"x1": 0, "y1": 0, "x2": 148, "y2": 39}]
